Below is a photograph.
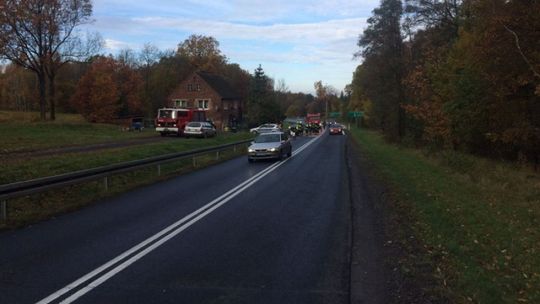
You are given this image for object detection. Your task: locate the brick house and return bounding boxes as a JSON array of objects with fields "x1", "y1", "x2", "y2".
[{"x1": 167, "y1": 71, "x2": 242, "y2": 130}]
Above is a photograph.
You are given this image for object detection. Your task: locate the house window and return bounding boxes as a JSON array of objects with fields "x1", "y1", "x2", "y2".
[
  {"x1": 187, "y1": 84, "x2": 193, "y2": 91},
  {"x1": 173, "y1": 99, "x2": 187, "y2": 108},
  {"x1": 223, "y1": 101, "x2": 229, "y2": 111},
  {"x1": 197, "y1": 99, "x2": 210, "y2": 109},
  {"x1": 196, "y1": 84, "x2": 201, "y2": 91}
]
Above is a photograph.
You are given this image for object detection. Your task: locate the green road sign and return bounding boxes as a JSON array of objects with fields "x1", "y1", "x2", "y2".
[
  {"x1": 329, "y1": 112, "x2": 341, "y2": 118},
  {"x1": 348, "y1": 111, "x2": 363, "y2": 118}
]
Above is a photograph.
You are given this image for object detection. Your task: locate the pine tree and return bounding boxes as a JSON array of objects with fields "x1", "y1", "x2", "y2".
[
  {"x1": 356, "y1": 0, "x2": 405, "y2": 141},
  {"x1": 247, "y1": 65, "x2": 279, "y2": 125}
]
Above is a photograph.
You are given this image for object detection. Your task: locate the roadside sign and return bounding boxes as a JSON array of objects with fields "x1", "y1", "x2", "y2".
[
  {"x1": 329, "y1": 112, "x2": 341, "y2": 118},
  {"x1": 348, "y1": 111, "x2": 363, "y2": 118}
]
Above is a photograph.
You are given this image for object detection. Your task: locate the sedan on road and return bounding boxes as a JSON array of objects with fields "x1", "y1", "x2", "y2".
[
  {"x1": 248, "y1": 132, "x2": 292, "y2": 162},
  {"x1": 184, "y1": 121, "x2": 217, "y2": 138},
  {"x1": 329, "y1": 123, "x2": 344, "y2": 135},
  {"x1": 249, "y1": 123, "x2": 280, "y2": 134}
]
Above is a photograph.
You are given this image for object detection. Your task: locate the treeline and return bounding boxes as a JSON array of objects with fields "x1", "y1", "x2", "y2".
[
  {"x1": 0, "y1": 33, "x2": 330, "y2": 126},
  {"x1": 350, "y1": 0, "x2": 539, "y2": 163},
  {"x1": 0, "y1": 1, "x2": 344, "y2": 127}
]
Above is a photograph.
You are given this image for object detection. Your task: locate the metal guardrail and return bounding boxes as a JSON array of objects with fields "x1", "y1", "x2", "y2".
[{"x1": 0, "y1": 139, "x2": 252, "y2": 221}]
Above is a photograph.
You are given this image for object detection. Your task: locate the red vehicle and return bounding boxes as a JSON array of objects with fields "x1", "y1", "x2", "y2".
[
  {"x1": 155, "y1": 108, "x2": 207, "y2": 136},
  {"x1": 306, "y1": 113, "x2": 321, "y2": 125},
  {"x1": 329, "y1": 123, "x2": 344, "y2": 135}
]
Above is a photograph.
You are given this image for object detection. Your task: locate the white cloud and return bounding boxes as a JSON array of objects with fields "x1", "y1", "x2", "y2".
[
  {"x1": 131, "y1": 17, "x2": 366, "y2": 44},
  {"x1": 86, "y1": 0, "x2": 376, "y2": 93},
  {"x1": 104, "y1": 39, "x2": 137, "y2": 51}
]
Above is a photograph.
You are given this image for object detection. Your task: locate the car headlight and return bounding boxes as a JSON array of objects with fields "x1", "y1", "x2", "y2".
[
  {"x1": 248, "y1": 148, "x2": 255, "y2": 153},
  {"x1": 269, "y1": 147, "x2": 278, "y2": 152}
]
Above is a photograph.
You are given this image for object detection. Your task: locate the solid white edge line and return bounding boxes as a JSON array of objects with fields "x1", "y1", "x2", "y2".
[{"x1": 37, "y1": 135, "x2": 322, "y2": 304}]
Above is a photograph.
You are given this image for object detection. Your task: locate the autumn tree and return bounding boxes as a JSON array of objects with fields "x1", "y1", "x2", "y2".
[
  {"x1": 71, "y1": 57, "x2": 118, "y2": 122},
  {"x1": 177, "y1": 35, "x2": 227, "y2": 72},
  {"x1": 145, "y1": 51, "x2": 194, "y2": 114},
  {"x1": 0, "y1": 0, "x2": 96, "y2": 120},
  {"x1": 138, "y1": 43, "x2": 160, "y2": 114},
  {"x1": 0, "y1": 63, "x2": 38, "y2": 111},
  {"x1": 71, "y1": 56, "x2": 144, "y2": 122}
]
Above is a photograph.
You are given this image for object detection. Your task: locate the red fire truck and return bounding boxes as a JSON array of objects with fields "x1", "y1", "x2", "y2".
[
  {"x1": 155, "y1": 108, "x2": 206, "y2": 136},
  {"x1": 306, "y1": 113, "x2": 321, "y2": 125}
]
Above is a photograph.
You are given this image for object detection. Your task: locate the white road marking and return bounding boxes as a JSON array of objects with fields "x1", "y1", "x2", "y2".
[{"x1": 37, "y1": 135, "x2": 322, "y2": 304}]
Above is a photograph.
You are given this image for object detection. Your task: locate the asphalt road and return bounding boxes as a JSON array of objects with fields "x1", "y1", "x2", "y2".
[{"x1": 0, "y1": 131, "x2": 353, "y2": 304}]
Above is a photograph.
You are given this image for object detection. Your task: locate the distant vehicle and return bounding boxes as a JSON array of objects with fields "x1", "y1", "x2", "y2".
[
  {"x1": 184, "y1": 121, "x2": 217, "y2": 138},
  {"x1": 306, "y1": 113, "x2": 321, "y2": 125},
  {"x1": 155, "y1": 108, "x2": 206, "y2": 137},
  {"x1": 329, "y1": 123, "x2": 344, "y2": 135},
  {"x1": 248, "y1": 132, "x2": 292, "y2": 162},
  {"x1": 250, "y1": 123, "x2": 279, "y2": 134}
]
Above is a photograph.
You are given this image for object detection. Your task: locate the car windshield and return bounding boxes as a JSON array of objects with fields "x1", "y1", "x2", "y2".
[
  {"x1": 254, "y1": 134, "x2": 281, "y2": 143},
  {"x1": 261, "y1": 124, "x2": 275, "y2": 128},
  {"x1": 187, "y1": 122, "x2": 201, "y2": 127}
]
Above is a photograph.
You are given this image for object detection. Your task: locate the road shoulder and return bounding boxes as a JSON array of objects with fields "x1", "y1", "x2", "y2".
[{"x1": 346, "y1": 135, "x2": 429, "y2": 304}]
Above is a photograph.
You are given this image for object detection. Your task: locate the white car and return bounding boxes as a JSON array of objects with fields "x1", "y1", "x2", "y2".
[
  {"x1": 184, "y1": 121, "x2": 217, "y2": 138},
  {"x1": 248, "y1": 132, "x2": 292, "y2": 162},
  {"x1": 250, "y1": 123, "x2": 279, "y2": 134}
]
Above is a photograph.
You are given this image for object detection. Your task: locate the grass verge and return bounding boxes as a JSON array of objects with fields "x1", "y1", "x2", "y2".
[
  {"x1": 1, "y1": 143, "x2": 248, "y2": 230},
  {"x1": 0, "y1": 132, "x2": 252, "y2": 184},
  {"x1": 349, "y1": 127, "x2": 540, "y2": 303},
  {"x1": 0, "y1": 111, "x2": 155, "y2": 153}
]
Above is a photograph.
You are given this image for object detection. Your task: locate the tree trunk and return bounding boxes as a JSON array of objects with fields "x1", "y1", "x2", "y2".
[
  {"x1": 38, "y1": 72, "x2": 47, "y2": 121},
  {"x1": 48, "y1": 73, "x2": 56, "y2": 121}
]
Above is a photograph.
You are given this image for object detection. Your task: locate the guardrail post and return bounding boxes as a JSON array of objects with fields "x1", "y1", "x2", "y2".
[
  {"x1": 157, "y1": 164, "x2": 161, "y2": 176},
  {"x1": 104, "y1": 177, "x2": 109, "y2": 191},
  {"x1": 233, "y1": 144, "x2": 237, "y2": 152},
  {"x1": 193, "y1": 156, "x2": 196, "y2": 168},
  {"x1": 1, "y1": 200, "x2": 6, "y2": 221},
  {"x1": 216, "y1": 151, "x2": 220, "y2": 161}
]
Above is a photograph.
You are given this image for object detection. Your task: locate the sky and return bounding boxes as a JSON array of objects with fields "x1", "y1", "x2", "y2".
[{"x1": 83, "y1": 0, "x2": 379, "y2": 94}]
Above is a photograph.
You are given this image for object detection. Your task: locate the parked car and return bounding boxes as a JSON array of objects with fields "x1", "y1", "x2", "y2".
[
  {"x1": 250, "y1": 123, "x2": 280, "y2": 134},
  {"x1": 184, "y1": 121, "x2": 217, "y2": 138},
  {"x1": 248, "y1": 132, "x2": 292, "y2": 162},
  {"x1": 329, "y1": 123, "x2": 344, "y2": 135}
]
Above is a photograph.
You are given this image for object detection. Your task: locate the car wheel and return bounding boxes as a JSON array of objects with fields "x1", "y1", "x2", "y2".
[{"x1": 287, "y1": 148, "x2": 292, "y2": 157}]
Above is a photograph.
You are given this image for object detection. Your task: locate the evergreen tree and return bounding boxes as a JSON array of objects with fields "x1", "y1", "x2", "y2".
[
  {"x1": 356, "y1": 0, "x2": 405, "y2": 141},
  {"x1": 247, "y1": 65, "x2": 279, "y2": 125}
]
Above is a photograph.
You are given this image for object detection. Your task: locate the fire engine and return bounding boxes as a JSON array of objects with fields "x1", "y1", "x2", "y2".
[
  {"x1": 306, "y1": 113, "x2": 321, "y2": 125},
  {"x1": 155, "y1": 108, "x2": 207, "y2": 136}
]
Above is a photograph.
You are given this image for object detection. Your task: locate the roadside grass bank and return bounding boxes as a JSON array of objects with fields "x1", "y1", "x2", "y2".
[
  {"x1": 349, "y1": 127, "x2": 540, "y2": 303},
  {"x1": 0, "y1": 111, "x2": 155, "y2": 153},
  {"x1": 0, "y1": 132, "x2": 252, "y2": 184},
  {"x1": 0, "y1": 141, "x2": 249, "y2": 230}
]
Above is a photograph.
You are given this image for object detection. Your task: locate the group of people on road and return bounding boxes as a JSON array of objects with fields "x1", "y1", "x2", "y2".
[{"x1": 286, "y1": 121, "x2": 324, "y2": 138}]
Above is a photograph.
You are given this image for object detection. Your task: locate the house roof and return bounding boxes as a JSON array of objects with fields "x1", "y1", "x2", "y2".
[{"x1": 197, "y1": 71, "x2": 240, "y2": 100}]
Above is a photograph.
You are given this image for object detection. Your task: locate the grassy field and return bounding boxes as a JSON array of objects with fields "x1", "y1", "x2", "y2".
[
  {"x1": 0, "y1": 111, "x2": 155, "y2": 153},
  {"x1": 0, "y1": 111, "x2": 253, "y2": 229},
  {"x1": 349, "y1": 127, "x2": 540, "y2": 303}
]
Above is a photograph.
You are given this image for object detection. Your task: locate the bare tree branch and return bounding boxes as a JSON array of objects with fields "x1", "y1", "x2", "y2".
[{"x1": 503, "y1": 24, "x2": 540, "y2": 79}]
